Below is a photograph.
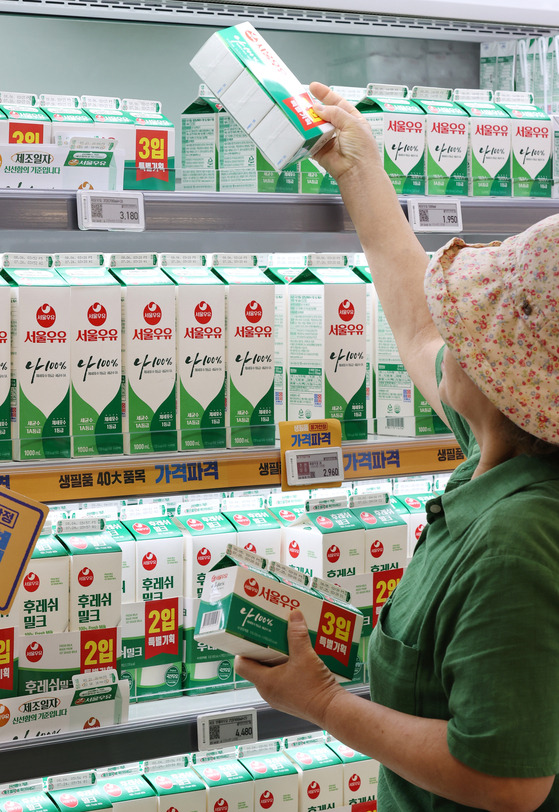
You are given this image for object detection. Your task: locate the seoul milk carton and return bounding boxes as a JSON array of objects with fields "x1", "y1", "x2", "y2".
[
  {"x1": 349, "y1": 492, "x2": 407, "y2": 573},
  {"x1": 350, "y1": 255, "x2": 376, "y2": 429},
  {"x1": 284, "y1": 508, "x2": 365, "y2": 580},
  {"x1": 142, "y1": 763, "x2": 207, "y2": 812},
  {"x1": 190, "y1": 749, "x2": 254, "y2": 812},
  {"x1": 360, "y1": 83, "x2": 425, "y2": 195},
  {"x1": 190, "y1": 22, "x2": 334, "y2": 170},
  {"x1": 181, "y1": 84, "x2": 221, "y2": 191},
  {"x1": 0, "y1": 277, "x2": 10, "y2": 460},
  {"x1": 288, "y1": 255, "x2": 367, "y2": 440},
  {"x1": 18, "y1": 630, "x2": 80, "y2": 694},
  {"x1": 54, "y1": 254, "x2": 123, "y2": 457},
  {"x1": 119, "y1": 516, "x2": 183, "y2": 602},
  {"x1": 109, "y1": 254, "x2": 177, "y2": 454},
  {"x1": 238, "y1": 741, "x2": 299, "y2": 812},
  {"x1": 0, "y1": 791, "x2": 58, "y2": 812},
  {"x1": 161, "y1": 254, "x2": 226, "y2": 450},
  {"x1": 183, "y1": 596, "x2": 235, "y2": 694},
  {"x1": 173, "y1": 507, "x2": 236, "y2": 598},
  {"x1": 221, "y1": 509, "x2": 281, "y2": 560},
  {"x1": 410, "y1": 86, "x2": 469, "y2": 195},
  {"x1": 95, "y1": 766, "x2": 157, "y2": 812},
  {"x1": 265, "y1": 492, "x2": 308, "y2": 561},
  {"x1": 495, "y1": 91, "x2": 552, "y2": 197},
  {"x1": 212, "y1": 255, "x2": 275, "y2": 447},
  {"x1": 0, "y1": 91, "x2": 52, "y2": 145},
  {"x1": 453, "y1": 88, "x2": 512, "y2": 196},
  {"x1": 80, "y1": 95, "x2": 135, "y2": 153},
  {"x1": 120, "y1": 98, "x2": 176, "y2": 191},
  {"x1": 104, "y1": 519, "x2": 136, "y2": 603},
  {"x1": 48, "y1": 778, "x2": 114, "y2": 812},
  {"x1": 16, "y1": 536, "x2": 70, "y2": 634},
  {"x1": 283, "y1": 733, "x2": 344, "y2": 812},
  {"x1": 325, "y1": 736, "x2": 380, "y2": 805},
  {"x1": 2, "y1": 254, "x2": 71, "y2": 460},
  {"x1": 57, "y1": 531, "x2": 122, "y2": 631},
  {"x1": 39, "y1": 93, "x2": 95, "y2": 145}
]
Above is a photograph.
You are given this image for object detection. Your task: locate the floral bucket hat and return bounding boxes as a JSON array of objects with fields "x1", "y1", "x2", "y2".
[{"x1": 424, "y1": 213, "x2": 559, "y2": 444}]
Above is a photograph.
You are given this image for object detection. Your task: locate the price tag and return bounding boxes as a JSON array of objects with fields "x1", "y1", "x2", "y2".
[
  {"x1": 407, "y1": 199, "x2": 463, "y2": 233},
  {"x1": 77, "y1": 190, "x2": 145, "y2": 231},
  {"x1": 197, "y1": 708, "x2": 257, "y2": 750},
  {"x1": 285, "y1": 447, "x2": 344, "y2": 486}
]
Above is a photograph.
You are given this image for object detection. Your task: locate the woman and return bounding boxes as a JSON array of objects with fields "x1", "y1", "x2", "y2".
[{"x1": 234, "y1": 83, "x2": 559, "y2": 812}]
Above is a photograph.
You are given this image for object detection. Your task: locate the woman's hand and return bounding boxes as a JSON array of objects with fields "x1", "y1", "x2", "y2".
[
  {"x1": 308, "y1": 82, "x2": 382, "y2": 183},
  {"x1": 234, "y1": 609, "x2": 344, "y2": 727}
]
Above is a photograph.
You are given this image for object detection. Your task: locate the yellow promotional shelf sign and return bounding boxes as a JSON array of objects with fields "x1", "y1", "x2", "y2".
[
  {"x1": 279, "y1": 419, "x2": 343, "y2": 492},
  {"x1": 0, "y1": 485, "x2": 49, "y2": 614}
]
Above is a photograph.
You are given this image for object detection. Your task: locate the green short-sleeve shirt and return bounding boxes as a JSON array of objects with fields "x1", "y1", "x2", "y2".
[{"x1": 368, "y1": 349, "x2": 559, "y2": 811}]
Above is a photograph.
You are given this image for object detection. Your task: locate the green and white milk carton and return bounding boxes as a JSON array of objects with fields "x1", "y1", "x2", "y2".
[
  {"x1": 190, "y1": 22, "x2": 334, "y2": 171},
  {"x1": 183, "y1": 596, "x2": 235, "y2": 695},
  {"x1": 173, "y1": 505, "x2": 236, "y2": 598},
  {"x1": 282, "y1": 733, "x2": 344, "y2": 812},
  {"x1": 48, "y1": 773, "x2": 113, "y2": 812},
  {"x1": 39, "y1": 93, "x2": 95, "y2": 145},
  {"x1": 325, "y1": 735, "x2": 380, "y2": 805},
  {"x1": 120, "y1": 98, "x2": 175, "y2": 191},
  {"x1": 0, "y1": 91, "x2": 52, "y2": 145},
  {"x1": 453, "y1": 88, "x2": 512, "y2": 196},
  {"x1": 119, "y1": 513, "x2": 183, "y2": 602},
  {"x1": 350, "y1": 254, "x2": 376, "y2": 430},
  {"x1": 54, "y1": 254, "x2": 123, "y2": 457},
  {"x1": 265, "y1": 491, "x2": 308, "y2": 561},
  {"x1": 479, "y1": 41, "x2": 497, "y2": 91},
  {"x1": 161, "y1": 254, "x2": 226, "y2": 450},
  {"x1": 212, "y1": 255, "x2": 275, "y2": 448},
  {"x1": 181, "y1": 84, "x2": 222, "y2": 191},
  {"x1": 109, "y1": 254, "x2": 177, "y2": 454},
  {"x1": 190, "y1": 749, "x2": 254, "y2": 812},
  {"x1": 410, "y1": 86, "x2": 469, "y2": 195},
  {"x1": 0, "y1": 277, "x2": 10, "y2": 460},
  {"x1": 284, "y1": 507, "x2": 365, "y2": 580},
  {"x1": 238, "y1": 741, "x2": 300, "y2": 812},
  {"x1": 0, "y1": 789, "x2": 59, "y2": 812},
  {"x1": 221, "y1": 507, "x2": 282, "y2": 561},
  {"x1": 495, "y1": 90, "x2": 552, "y2": 197},
  {"x1": 2, "y1": 254, "x2": 71, "y2": 460},
  {"x1": 349, "y1": 493, "x2": 407, "y2": 574},
  {"x1": 142, "y1": 761, "x2": 207, "y2": 812},
  {"x1": 288, "y1": 255, "x2": 367, "y2": 440},
  {"x1": 95, "y1": 765, "x2": 157, "y2": 812},
  {"x1": 360, "y1": 83, "x2": 425, "y2": 195},
  {"x1": 104, "y1": 519, "x2": 136, "y2": 603},
  {"x1": 495, "y1": 40, "x2": 517, "y2": 93},
  {"x1": 16, "y1": 536, "x2": 70, "y2": 634}
]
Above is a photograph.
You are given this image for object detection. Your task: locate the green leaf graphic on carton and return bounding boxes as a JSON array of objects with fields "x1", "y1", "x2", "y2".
[{"x1": 201, "y1": 380, "x2": 226, "y2": 448}]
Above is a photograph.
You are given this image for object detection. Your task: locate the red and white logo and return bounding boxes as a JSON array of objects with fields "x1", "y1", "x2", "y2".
[
  {"x1": 348, "y1": 774, "x2": 361, "y2": 792},
  {"x1": 259, "y1": 791, "x2": 274, "y2": 809},
  {"x1": 279, "y1": 509, "x2": 296, "y2": 522},
  {"x1": 234, "y1": 514, "x2": 251, "y2": 527},
  {"x1": 296, "y1": 752, "x2": 313, "y2": 765},
  {"x1": 194, "y1": 301, "x2": 212, "y2": 324},
  {"x1": 26, "y1": 641, "x2": 43, "y2": 663},
  {"x1": 0, "y1": 704, "x2": 10, "y2": 728},
  {"x1": 203, "y1": 768, "x2": 221, "y2": 782},
  {"x1": 307, "y1": 781, "x2": 320, "y2": 800},
  {"x1": 103, "y1": 784, "x2": 122, "y2": 797},
  {"x1": 405, "y1": 497, "x2": 421, "y2": 510},
  {"x1": 78, "y1": 567, "x2": 94, "y2": 587},
  {"x1": 250, "y1": 760, "x2": 268, "y2": 774},
  {"x1": 197, "y1": 547, "x2": 211, "y2": 566},
  {"x1": 58, "y1": 796, "x2": 78, "y2": 809},
  {"x1": 87, "y1": 302, "x2": 107, "y2": 326},
  {"x1": 143, "y1": 301, "x2": 162, "y2": 325},
  {"x1": 23, "y1": 571, "x2": 40, "y2": 592},
  {"x1": 245, "y1": 300, "x2": 262, "y2": 324},
  {"x1": 316, "y1": 515, "x2": 333, "y2": 529},
  {"x1": 142, "y1": 552, "x2": 157, "y2": 571},
  {"x1": 288, "y1": 540, "x2": 300, "y2": 559},
  {"x1": 370, "y1": 540, "x2": 384, "y2": 559},
  {"x1": 244, "y1": 578, "x2": 259, "y2": 598},
  {"x1": 133, "y1": 522, "x2": 151, "y2": 535},
  {"x1": 360, "y1": 511, "x2": 377, "y2": 525},
  {"x1": 187, "y1": 518, "x2": 205, "y2": 531},
  {"x1": 36, "y1": 303, "x2": 56, "y2": 327},
  {"x1": 3, "y1": 802, "x2": 22, "y2": 812},
  {"x1": 338, "y1": 744, "x2": 355, "y2": 758},
  {"x1": 244, "y1": 542, "x2": 257, "y2": 553},
  {"x1": 155, "y1": 776, "x2": 174, "y2": 790},
  {"x1": 415, "y1": 523, "x2": 424, "y2": 540},
  {"x1": 327, "y1": 545, "x2": 340, "y2": 563},
  {"x1": 69, "y1": 537, "x2": 87, "y2": 550},
  {"x1": 214, "y1": 799, "x2": 228, "y2": 812},
  {"x1": 338, "y1": 300, "x2": 355, "y2": 322}
]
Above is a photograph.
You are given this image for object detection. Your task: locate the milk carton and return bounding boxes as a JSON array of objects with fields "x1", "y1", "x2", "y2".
[
  {"x1": 54, "y1": 254, "x2": 123, "y2": 457},
  {"x1": 350, "y1": 496, "x2": 407, "y2": 574},
  {"x1": 221, "y1": 509, "x2": 281, "y2": 560},
  {"x1": 57, "y1": 531, "x2": 122, "y2": 631},
  {"x1": 359, "y1": 84, "x2": 425, "y2": 195},
  {"x1": 265, "y1": 492, "x2": 308, "y2": 561},
  {"x1": 95, "y1": 767, "x2": 157, "y2": 812},
  {"x1": 325, "y1": 736, "x2": 380, "y2": 805},
  {"x1": 17, "y1": 536, "x2": 70, "y2": 634},
  {"x1": 0, "y1": 278, "x2": 10, "y2": 460},
  {"x1": 282, "y1": 733, "x2": 344, "y2": 812},
  {"x1": 39, "y1": 93, "x2": 95, "y2": 145},
  {"x1": 237, "y1": 741, "x2": 299, "y2": 812},
  {"x1": 349, "y1": 257, "x2": 375, "y2": 430},
  {"x1": 190, "y1": 22, "x2": 334, "y2": 170},
  {"x1": 120, "y1": 98, "x2": 175, "y2": 191},
  {"x1": 454, "y1": 89, "x2": 512, "y2": 196},
  {"x1": 410, "y1": 86, "x2": 469, "y2": 195},
  {"x1": 104, "y1": 520, "x2": 136, "y2": 603},
  {"x1": 161, "y1": 255, "x2": 226, "y2": 450},
  {"x1": 181, "y1": 85, "x2": 221, "y2": 191},
  {"x1": 190, "y1": 750, "x2": 254, "y2": 812},
  {"x1": 495, "y1": 40, "x2": 517, "y2": 93},
  {"x1": 48, "y1": 779, "x2": 113, "y2": 812},
  {"x1": 284, "y1": 509, "x2": 365, "y2": 580},
  {"x1": 2, "y1": 255, "x2": 71, "y2": 460},
  {"x1": 288, "y1": 256, "x2": 367, "y2": 441},
  {"x1": 119, "y1": 517, "x2": 183, "y2": 602},
  {"x1": 495, "y1": 91, "x2": 552, "y2": 197},
  {"x1": 212, "y1": 256, "x2": 275, "y2": 447},
  {"x1": 183, "y1": 597, "x2": 234, "y2": 694},
  {"x1": 0, "y1": 791, "x2": 58, "y2": 812},
  {"x1": 80, "y1": 96, "x2": 135, "y2": 154},
  {"x1": 109, "y1": 254, "x2": 177, "y2": 454},
  {"x1": 0, "y1": 91, "x2": 51, "y2": 145},
  {"x1": 142, "y1": 764, "x2": 207, "y2": 812},
  {"x1": 480, "y1": 41, "x2": 497, "y2": 91},
  {"x1": 390, "y1": 486, "x2": 431, "y2": 559},
  {"x1": 173, "y1": 509, "x2": 236, "y2": 598}
]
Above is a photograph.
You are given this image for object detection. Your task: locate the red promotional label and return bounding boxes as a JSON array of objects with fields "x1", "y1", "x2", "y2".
[
  {"x1": 0, "y1": 629, "x2": 14, "y2": 692},
  {"x1": 282, "y1": 92, "x2": 325, "y2": 130},
  {"x1": 9, "y1": 120, "x2": 44, "y2": 145},
  {"x1": 136, "y1": 129, "x2": 169, "y2": 181},
  {"x1": 372, "y1": 568, "x2": 403, "y2": 628},
  {"x1": 145, "y1": 597, "x2": 179, "y2": 660},
  {"x1": 80, "y1": 627, "x2": 118, "y2": 673},
  {"x1": 351, "y1": 803, "x2": 377, "y2": 812},
  {"x1": 314, "y1": 601, "x2": 355, "y2": 667}
]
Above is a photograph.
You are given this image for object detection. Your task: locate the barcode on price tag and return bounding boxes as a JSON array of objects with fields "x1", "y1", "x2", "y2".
[
  {"x1": 407, "y1": 199, "x2": 463, "y2": 233},
  {"x1": 77, "y1": 190, "x2": 145, "y2": 231},
  {"x1": 197, "y1": 709, "x2": 258, "y2": 750}
]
